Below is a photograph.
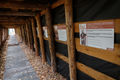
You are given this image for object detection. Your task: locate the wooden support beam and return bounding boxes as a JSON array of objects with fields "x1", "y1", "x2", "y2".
[
  {"x1": 64, "y1": 0, "x2": 77, "y2": 80},
  {"x1": 31, "y1": 18, "x2": 39, "y2": 56},
  {"x1": 51, "y1": 0, "x2": 65, "y2": 9},
  {"x1": 0, "y1": 1, "x2": 47, "y2": 10},
  {"x1": 0, "y1": 11, "x2": 35, "y2": 16},
  {"x1": 0, "y1": 21, "x2": 25, "y2": 25},
  {"x1": 35, "y1": 14, "x2": 46, "y2": 63},
  {"x1": 0, "y1": 30, "x2": 1, "y2": 46},
  {"x1": 25, "y1": 22, "x2": 30, "y2": 47},
  {"x1": 45, "y1": 7, "x2": 56, "y2": 72},
  {"x1": 0, "y1": 20, "x2": 26, "y2": 23},
  {"x1": 27, "y1": 20, "x2": 34, "y2": 49},
  {"x1": 41, "y1": 0, "x2": 65, "y2": 15},
  {"x1": 18, "y1": 27, "x2": 22, "y2": 42},
  {"x1": 21, "y1": 26, "x2": 25, "y2": 43},
  {"x1": 20, "y1": 26, "x2": 23, "y2": 42},
  {"x1": 0, "y1": 17, "x2": 26, "y2": 21},
  {"x1": 23, "y1": 25, "x2": 28, "y2": 45}
]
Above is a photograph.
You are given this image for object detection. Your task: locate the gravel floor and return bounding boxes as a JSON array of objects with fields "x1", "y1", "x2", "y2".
[{"x1": 3, "y1": 36, "x2": 40, "y2": 80}]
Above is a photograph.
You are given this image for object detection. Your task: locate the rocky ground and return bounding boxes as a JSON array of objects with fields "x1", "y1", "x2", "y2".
[{"x1": 20, "y1": 44, "x2": 66, "y2": 80}]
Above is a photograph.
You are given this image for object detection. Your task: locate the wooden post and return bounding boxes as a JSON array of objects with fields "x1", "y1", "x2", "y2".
[
  {"x1": 64, "y1": 0, "x2": 77, "y2": 80},
  {"x1": 22, "y1": 26, "x2": 25, "y2": 43},
  {"x1": 20, "y1": 26, "x2": 24, "y2": 42},
  {"x1": 25, "y1": 22, "x2": 30, "y2": 47},
  {"x1": 18, "y1": 27, "x2": 21, "y2": 41},
  {"x1": 28, "y1": 19, "x2": 34, "y2": 49},
  {"x1": 45, "y1": 7, "x2": 56, "y2": 72},
  {"x1": 0, "y1": 28, "x2": 2, "y2": 46},
  {"x1": 31, "y1": 18, "x2": 39, "y2": 56},
  {"x1": 35, "y1": 13, "x2": 46, "y2": 63},
  {"x1": 23, "y1": 25, "x2": 28, "y2": 45}
]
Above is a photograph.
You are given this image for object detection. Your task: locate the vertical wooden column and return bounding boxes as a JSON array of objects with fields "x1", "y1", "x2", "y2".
[
  {"x1": 45, "y1": 7, "x2": 56, "y2": 72},
  {"x1": 20, "y1": 26, "x2": 24, "y2": 42},
  {"x1": 31, "y1": 18, "x2": 39, "y2": 56},
  {"x1": 6, "y1": 28, "x2": 8, "y2": 39},
  {"x1": 0, "y1": 28, "x2": 2, "y2": 46},
  {"x1": 25, "y1": 22, "x2": 30, "y2": 47},
  {"x1": 18, "y1": 27, "x2": 22, "y2": 41},
  {"x1": 1, "y1": 28, "x2": 3, "y2": 46},
  {"x1": 28, "y1": 19, "x2": 34, "y2": 49},
  {"x1": 22, "y1": 26, "x2": 25, "y2": 43},
  {"x1": 65, "y1": 0, "x2": 77, "y2": 80},
  {"x1": 20, "y1": 26, "x2": 23, "y2": 41},
  {"x1": 23, "y1": 25, "x2": 28, "y2": 45},
  {"x1": 35, "y1": 14, "x2": 46, "y2": 63}
]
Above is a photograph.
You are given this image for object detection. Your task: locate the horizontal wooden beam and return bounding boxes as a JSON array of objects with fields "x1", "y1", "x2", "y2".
[
  {"x1": 0, "y1": 16, "x2": 28, "y2": 21},
  {"x1": 56, "y1": 53, "x2": 115, "y2": 80},
  {"x1": 0, "y1": 1, "x2": 48, "y2": 10},
  {"x1": 0, "y1": 21, "x2": 25, "y2": 25},
  {"x1": 0, "y1": 24, "x2": 22, "y2": 27},
  {"x1": 51, "y1": 0, "x2": 65, "y2": 9},
  {"x1": 1, "y1": 26, "x2": 17, "y2": 28},
  {"x1": 41, "y1": 0, "x2": 65, "y2": 15},
  {"x1": 0, "y1": 11, "x2": 36, "y2": 16}
]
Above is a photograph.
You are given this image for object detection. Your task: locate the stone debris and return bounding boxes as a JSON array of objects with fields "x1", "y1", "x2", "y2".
[{"x1": 21, "y1": 44, "x2": 66, "y2": 80}]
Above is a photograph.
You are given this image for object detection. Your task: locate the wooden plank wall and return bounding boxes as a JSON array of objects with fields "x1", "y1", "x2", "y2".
[
  {"x1": 40, "y1": 1, "x2": 120, "y2": 80},
  {"x1": 15, "y1": 0, "x2": 120, "y2": 80}
]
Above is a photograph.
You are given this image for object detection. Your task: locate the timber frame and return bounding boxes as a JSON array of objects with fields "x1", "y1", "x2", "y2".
[{"x1": 1, "y1": 0, "x2": 120, "y2": 80}]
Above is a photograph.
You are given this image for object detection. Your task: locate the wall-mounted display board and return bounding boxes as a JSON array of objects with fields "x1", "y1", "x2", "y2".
[
  {"x1": 79, "y1": 21, "x2": 114, "y2": 50},
  {"x1": 54, "y1": 25, "x2": 67, "y2": 41},
  {"x1": 43, "y1": 26, "x2": 48, "y2": 38}
]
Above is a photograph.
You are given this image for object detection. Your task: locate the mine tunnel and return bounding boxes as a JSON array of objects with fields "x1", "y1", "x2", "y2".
[{"x1": 0, "y1": 0, "x2": 120, "y2": 80}]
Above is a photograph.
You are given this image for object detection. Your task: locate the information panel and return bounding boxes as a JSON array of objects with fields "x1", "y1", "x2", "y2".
[
  {"x1": 43, "y1": 27, "x2": 48, "y2": 38},
  {"x1": 54, "y1": 25, "x2": 67, "y2": 41},
  {"x1": 79, "y1": 21, "x2": 114, "y2": 50}
]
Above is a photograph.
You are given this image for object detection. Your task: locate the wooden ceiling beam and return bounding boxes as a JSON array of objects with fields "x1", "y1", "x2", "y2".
[
  {"x1": 0, "y1": 24, "x2": 22, "y2": 27},
  {"x1": 0, "y1": 16, "x2": 27, "y2": 20},
  {"x1": 0, "y1": 21, "x2": 25, "y2": 25},
  {"x1": 0, "y1": 11, "x2": 36, "y2": 16},
  {"x1": 41, "y1": 0, "x2": 64, "y2": 15},
  {"x1": 0, "y1": 1, "x2": 48, "y2": 10}
]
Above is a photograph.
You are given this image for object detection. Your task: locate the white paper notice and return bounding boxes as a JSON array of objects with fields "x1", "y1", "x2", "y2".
[
  {"x1": 43, "y1": 27, "x2": 48, "y2": 38},
  {"x1": 58, "y1": 30, "x2": 67, "y2": 41},
  {"x1": 44, "y1": 29, "x2": 48, "y2": 38},
  {"x1": 79, "y1": 21, "x2": 114, "y2": 50}
]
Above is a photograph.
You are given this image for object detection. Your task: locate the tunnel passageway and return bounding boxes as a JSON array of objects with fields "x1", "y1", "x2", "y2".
[{"x1": 3, "y1": 35, "x2": 39, "y2": 80}]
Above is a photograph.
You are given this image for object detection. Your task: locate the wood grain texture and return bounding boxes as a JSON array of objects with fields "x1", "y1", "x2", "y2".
[
  {"x1": 31, "y1": 18, "x2": 39, "y2": 56},
  {"x1": 41, "y1": 0, "x2": 65, "y2": 15},
  {"x1": 65, "y1": 0, "x2": 77, "y2": 80},
  {"x1": 44, "y1": 37, "x2": 67, "y2": 44},
  {"x1": 0, "y1": 1, "x2": 47, "y2": 10},
  {"x1": 45, "y1": 7, "x2": 56, "y2": 72},
  {"x1": 0, "y1": 11, "x2": 35, "y2": 16},
  {"x1": 56, "y1": 53, "x2": 116, "y2": 80},
  {"x1": 35, "y1": 14, "x2": 46, "y2": 64},
  {"x1": 74, "y1": 19, "x2": 119, "y2": 33},
  {"x1": 25, "y1": 23, "x2": 30, "y2": 47},
  {"x1": 75, "y1": 38, "x2": 120, "y2": 65}
]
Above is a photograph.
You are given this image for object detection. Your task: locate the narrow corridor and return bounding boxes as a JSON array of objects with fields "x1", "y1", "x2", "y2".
[{"x1": 3, "y1": 36, "x2": 39, "y2": 80}]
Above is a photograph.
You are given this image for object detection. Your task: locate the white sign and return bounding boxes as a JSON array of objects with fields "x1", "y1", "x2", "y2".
[
  {"x1": 44, "y1": 29, "x2": 48, "y2": 38},
  {"x1": 58, "y1": 30, "x2": 67, "y2": 41},
  {"x1": 79, "y1": 21, "x2": 114, "y2": 50},
  {"x1": 43, "y1": 27, "x2": 48, "y2": 38}
]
